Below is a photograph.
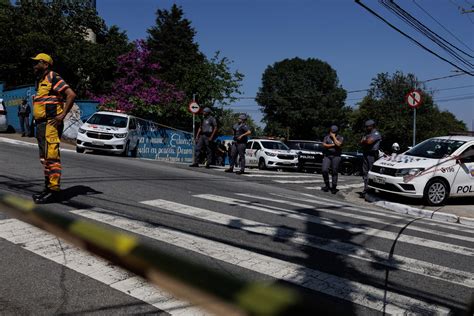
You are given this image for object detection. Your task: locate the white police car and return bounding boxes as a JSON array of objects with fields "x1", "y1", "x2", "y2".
[
  {"x1": 368, "y1": 136, "x2": 474, "y2": 206},
  {"x1": 76, "y1": 111, "x2": 140, "y2": 157},
  {"x1": 245, "y1": 139, "x2": 298, "y2": 170}
]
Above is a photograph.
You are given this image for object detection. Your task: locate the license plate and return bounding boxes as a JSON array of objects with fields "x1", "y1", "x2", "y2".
[
  {"x1": 374, "y1": 176, "x2": 386, "y2": 184},
  {"x1": 92, "y1": 140, "x2": 104, "y2": 146}
]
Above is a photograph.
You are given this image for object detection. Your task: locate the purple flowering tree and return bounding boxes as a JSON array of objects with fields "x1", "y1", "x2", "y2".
[{"x1": 93, "y1": 40, "x2": 184, "y2": 120}]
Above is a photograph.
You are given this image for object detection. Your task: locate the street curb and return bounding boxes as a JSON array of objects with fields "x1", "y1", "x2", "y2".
[{"x1": 364, "y1": 192, "x2": 464, "y2": 225}]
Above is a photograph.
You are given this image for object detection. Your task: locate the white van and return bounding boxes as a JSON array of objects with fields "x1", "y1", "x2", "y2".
[
  {"x1": 76, "y1": 111, "x2": 140, "y2": 157},
  {"x1": 0, "y1": 99, "x2": 8, "y2": 132},
  {"x1": 368, "y1": 136, "x2": 474, "y2": 206}
]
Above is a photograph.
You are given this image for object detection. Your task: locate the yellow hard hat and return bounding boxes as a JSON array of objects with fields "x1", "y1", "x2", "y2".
[{"x1": 31, "y1": 53, "x2": 53, "y2": 65}]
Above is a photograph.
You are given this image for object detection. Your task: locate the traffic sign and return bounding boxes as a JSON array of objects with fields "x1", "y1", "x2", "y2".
[
  {"x1": 188, "y1": 101, "x2": 200, "y2": 114},
  {"x1": 405, "y1": 90, "x2": 423, "y2": 109}
]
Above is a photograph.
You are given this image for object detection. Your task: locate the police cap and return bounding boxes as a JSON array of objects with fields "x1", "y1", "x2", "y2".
[
  {"x1": 238, "y1": 114, "x2": 247, "y2": 120},
  {"x1": 365, "y1": 119, "x2": 375, "y2": 127},
  {"x1": 330, "y1": 125, "x2": 339, "y2": 133},
  {"x1": 203, "y1": 107, "x2": 212, "y2": 113}
]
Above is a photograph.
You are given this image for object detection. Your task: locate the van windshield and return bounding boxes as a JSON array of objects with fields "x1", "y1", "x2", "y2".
[
  {"x1": 87, "y1": 114, "x2": 128, "y2": 128},
  {"x1": 261, "y1": 141, "x2": 289, "y2": 150},
  {"x1": 405, "y1": 139, "x2": 466, "y2": 159}
]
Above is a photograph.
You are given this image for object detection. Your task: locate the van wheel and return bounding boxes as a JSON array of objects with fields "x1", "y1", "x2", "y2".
[
  {"x1": 258, "y1": 158, "x2": 266, "y2": 170},
  {"x1": 130, "y1": 141, "x2": 139, "y2": 158},
  {"x1": 76, "y1": 147, "x2": 85, "y2": 154},
  {"x1": 121, "y1": 142, "x2": 129, "y2": 157},
  {"x1": 340, "y1": 161, "x2": 354, "y2": 175},
  {"x1": 423, "y1": 179, "x2": 449, "y2": 206}
]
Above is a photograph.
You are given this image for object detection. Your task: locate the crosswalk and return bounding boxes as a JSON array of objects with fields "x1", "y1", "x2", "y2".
[
  {"x1": 1, "y1": 191, "x2": 473, "y2": 314},
  {"x1": 213, "y1": 168, "x2": 364, "y2": 190}
]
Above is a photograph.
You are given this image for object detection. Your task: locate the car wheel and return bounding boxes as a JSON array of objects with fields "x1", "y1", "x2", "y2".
[
  {"x1": 340, "y1": 161, "x2": 354, "y2": 175},
  {"x1": 258, "y1": 158, "x2": 266, "y2": 170},
  {"x1": 76, "y1": 146, "x2": 85, "y2": 154},
  {"x1": 423, "y1": 179, "x2": 449, "y2": 206},
  {"x1": 121, "y1": 141, "x2": 129, "y2": 157}
]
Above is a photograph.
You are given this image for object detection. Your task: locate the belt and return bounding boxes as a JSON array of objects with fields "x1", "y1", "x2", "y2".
[{"x1": 34, "y1": 118, "x2": 48, "y2": 124}]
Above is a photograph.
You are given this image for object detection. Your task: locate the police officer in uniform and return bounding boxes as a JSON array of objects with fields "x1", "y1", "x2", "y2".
[
  {"x1": 225, "y1": 114, "x2": 251, "y2": 174},
  {"x1": 360, "y1": 119, "x2": 382, "y2": 195},
  {"x1": 189, "y1": 107, "x2": 217, "y2": 168},
  {"x1": 321, "y1": 125, "x2": 344, "y2": 194}
]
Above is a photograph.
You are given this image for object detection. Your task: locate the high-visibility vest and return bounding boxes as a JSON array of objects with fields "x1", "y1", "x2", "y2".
[{"x1": 33, "y1": 71, "x2": 70, "y2": 120}]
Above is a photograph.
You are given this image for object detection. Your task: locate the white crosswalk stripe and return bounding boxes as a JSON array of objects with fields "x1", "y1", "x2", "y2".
[
  {"x1": 74, "y1": 208, "x2": 451, "y2": 315},
  {"x1": 306, "y1": 183, "x2": 364, "y2": 190},
  {"x1": 274, "y1": 179, "x2": 325, "y2": 184},
  {"x1": 0, "y1": 219, "x2": 208, "y2": 315}
]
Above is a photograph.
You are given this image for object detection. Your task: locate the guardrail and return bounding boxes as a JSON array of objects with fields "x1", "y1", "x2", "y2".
[{"x1": 0, "y1": 193, "x2": 323, "y2": 315}]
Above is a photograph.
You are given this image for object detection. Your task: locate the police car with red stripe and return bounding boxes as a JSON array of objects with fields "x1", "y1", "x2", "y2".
[{"x1": 368, "y1": 135, "x2": 474, "y2": 206}]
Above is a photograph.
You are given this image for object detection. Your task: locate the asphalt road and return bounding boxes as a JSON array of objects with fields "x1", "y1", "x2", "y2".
[{"x1": 1, "y1": 138, "x2": 473, "y2": 315}]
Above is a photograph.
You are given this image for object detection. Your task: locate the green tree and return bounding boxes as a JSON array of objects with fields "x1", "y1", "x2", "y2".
[
  {"x1": 146, "y1": 4, "x2": 243, "y2": 130},
  {"x1": 0, "y1": 1, "x2": 130, "y2": 97},
  {"x1": 256, "y1": 57, "x2": 349, "y2": 140},
  {"x1": 350, "y1": 71, "x2": 467, "y2": 151}
]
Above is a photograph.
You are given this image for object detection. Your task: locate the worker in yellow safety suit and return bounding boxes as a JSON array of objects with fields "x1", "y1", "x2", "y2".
[{"x1": 31, "y1": 53, "x2": 76, "y2": 203}]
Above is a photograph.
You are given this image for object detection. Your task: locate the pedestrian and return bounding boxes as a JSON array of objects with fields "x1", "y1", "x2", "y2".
[
  {"x1": 189, "y1": 107, "x2": 217, "y2": 168},
  {"x1": 360, "y1": 119, "x2": 382, "y2": 195},
  {"x1": 225, "y1": 114, "x2": 251, "y2": 174},
  {"x1": 18, "y1": 99, "x2": 31, "y2": 137},
  {"x1": 31, "y1": 53, "x2": 76, "y2": 203},
  {"x1": 321, "y1": 125, "x2": 344, "y2": 194}
]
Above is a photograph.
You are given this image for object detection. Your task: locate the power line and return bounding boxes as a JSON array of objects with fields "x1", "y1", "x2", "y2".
[
  {"x1": 381, "y1": 0, "x2": 474, "y2": 67},
  {"x1": 355, "y1": 0, "x2": 473, "y2": 75},
  {"x1": 413, "y1": 0, "x2": 474, "y2": 53}
]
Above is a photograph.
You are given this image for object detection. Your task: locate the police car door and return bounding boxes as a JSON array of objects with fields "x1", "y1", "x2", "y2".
[
  {"x1": 452, "y1": 145, "x2": 474, "y2": 196},
  {"x1": 245, "y1": 141, "x2": 255, "y2": 166}
]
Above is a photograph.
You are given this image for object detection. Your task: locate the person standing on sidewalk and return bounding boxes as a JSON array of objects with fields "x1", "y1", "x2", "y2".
[
  {"x1": 31, "y1": 53, "x2": 76, "y2": 203},
  {"x1": 360, "y1": 119, "x2": 382, "y2": 196},
  {"x1": 17, "y1": 99, "x2": 31, "y2": 137},
  {"x1": 321, "y1": 125, "x2": 344, "y2": 194},
  {"x1": 189, "y1": 107, "x2": 218, "y2": 168},
  {"x1": 225, "y1": 114, "x2": 251, "y2": 175}
]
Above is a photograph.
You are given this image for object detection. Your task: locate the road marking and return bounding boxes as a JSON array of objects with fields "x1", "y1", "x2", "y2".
[
  {"x1": 0, "y1": 218, "x2": 208, "y2": 316},
  {"x1": 243, "y1": 174, "x2": 317, "y2": 178},
  {"x1": 273, "y1": 179, "x2": 325, "y2": 184},
  {"x1": 0, "y1": 137, "x2": 75, "y2": 153},
  {"x1": 73, "y1": 208, "x2": 451, "y2": 315},
  {"x1": 139, "y1": 199, "x2": 474, "y2": 289},
  {"x1": 289, "y1": 192, "x2": 474, "y2": 233},
  {"x1": 305, "y1": 183, "x2": 364, "y2": 190},
  {"x1": 236, "y1": 194, "x2": 474, "y2": 243},
  {"x1": 191, "y1": 194, "x2": 474, "y2": 257}
]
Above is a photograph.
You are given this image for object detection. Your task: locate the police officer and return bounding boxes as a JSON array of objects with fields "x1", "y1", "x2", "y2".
[
  {"x1": 189, "y1": 107, "x2": 217, "y2": 168},
  {"x1": 31, "y1": 53, "x2": 76, "y2": 203},
  {"x1": 322, "y1": 125, "x2": 344, "y2": 194},
  {"x1": 360, "y1": 119, "x2": 382, "y2": 195},
  {"x1": 225, "y1": 114, "x2": 251, "y2": 174}
]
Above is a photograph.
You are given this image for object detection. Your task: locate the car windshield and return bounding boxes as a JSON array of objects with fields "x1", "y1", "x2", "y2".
[
  {"x1": 87, "y1": 114, "x2": 128, "y2": 128},
  {"x1": 405, "y1": 139, "x2": 466, "y2": 159},
  {"x1": 261, "y1": 141, "x2": 289, "y2": 150}
]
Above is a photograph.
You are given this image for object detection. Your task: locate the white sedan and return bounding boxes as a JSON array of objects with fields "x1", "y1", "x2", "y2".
[{"x1": 368, "y1": 136, "x2": 474, "y2": 206}]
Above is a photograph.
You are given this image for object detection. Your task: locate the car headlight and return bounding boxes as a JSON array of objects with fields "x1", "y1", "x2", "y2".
[
  {"x1": 395, "y1": 168, "x2": 424, "y2": 177},
  {"x1": 78, "y1": 127, "x2": 86, "y2": 134},
  {"x1": 264, "y1": 151, "x2": 277, "y2": 156},
  {"x1": 114, "y1": 132, "x2": 128, "y2": 138}
]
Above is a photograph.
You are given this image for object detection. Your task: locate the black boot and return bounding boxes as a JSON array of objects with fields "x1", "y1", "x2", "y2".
[
  {"x1": 321, "y1": 183, "x2": 330, "y2": 192},
  {"x1": 33, "y1": 189, "x2": 61, "y2": 204}
]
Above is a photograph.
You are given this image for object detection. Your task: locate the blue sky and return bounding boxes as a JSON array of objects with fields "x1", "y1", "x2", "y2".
[{"x1": 97, "y1": 0, "x2": 474, "y2": 130}]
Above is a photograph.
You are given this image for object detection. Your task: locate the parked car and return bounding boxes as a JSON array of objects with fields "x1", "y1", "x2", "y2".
[
  {"x1": 0, "y1": 99, "x2": 8, "y2": 132},
  {"x1": 76, "y1": 111, "x2": 140, "y2": 157},
  {"x1": 368, "y1": 136, "x2": 474, "y2": 206},
  {"x1": 246, "y1": 139, "x2": 298, "y2": 170},
  {"x1": 285, "y1": 140, "x2": 324, "y2": 172},
  {"x1": 286, "y1": 140, "x2": 362, "y2": 175}
]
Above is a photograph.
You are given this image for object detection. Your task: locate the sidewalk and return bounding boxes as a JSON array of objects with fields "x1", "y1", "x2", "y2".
[
  {"x1": 0, "y1": 132, "x2": 76, "y2": 150},
  {"x1": 343, "y1": 186, "x2": 474, "y2": 227}
]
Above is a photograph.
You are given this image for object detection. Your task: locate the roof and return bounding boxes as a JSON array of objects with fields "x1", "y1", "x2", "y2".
[
  {"x1": 95, "y1": 110, "x2": 130, "y2": 118},
  {"x1": 433, "y1": 136, "x2": 474, "y2": 142}
]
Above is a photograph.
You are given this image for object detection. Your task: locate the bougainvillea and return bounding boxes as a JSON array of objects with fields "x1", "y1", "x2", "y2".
[{"x1": 92, "y1": 40, "x2": 184, "y2": 117}]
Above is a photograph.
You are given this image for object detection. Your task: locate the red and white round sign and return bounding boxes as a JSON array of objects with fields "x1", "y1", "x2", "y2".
[
  {"x1": 405, "y1": 90, "x2": 423, "y2": 109},
  {"x1": 188, "y1": 101, "x2": 200, "y2": 114}
]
